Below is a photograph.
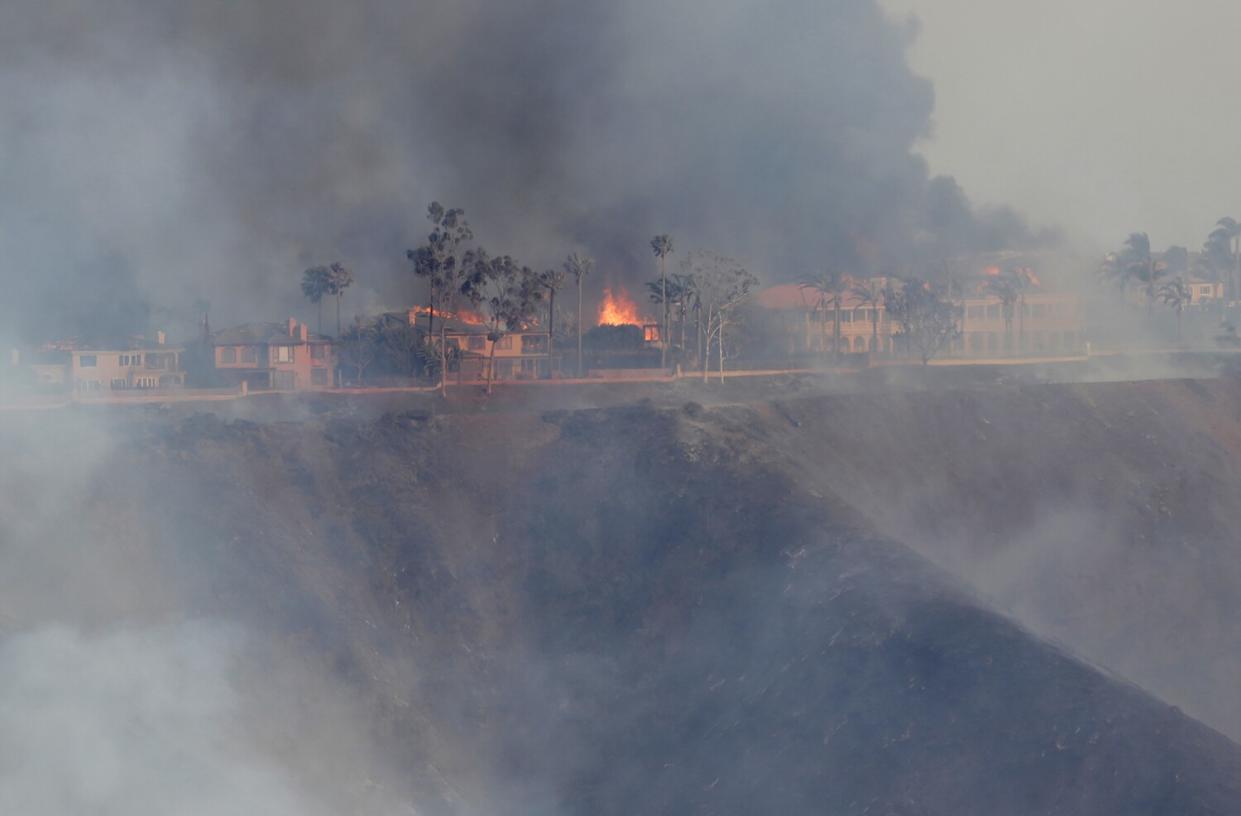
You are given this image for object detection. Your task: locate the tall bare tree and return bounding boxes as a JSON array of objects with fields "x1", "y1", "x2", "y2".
[
  {"x1": 564, "y1": 253, "x2": 595, "y2": 377},
  {"x1": 650, "y1": 234, "x2": 674, "y2": 369},
  {"x1": 540, "y1": 265, "x2": 567, "y2": 377},
  {"x1": 684, "y1": 251, "x2": 757, "y2": 383}
]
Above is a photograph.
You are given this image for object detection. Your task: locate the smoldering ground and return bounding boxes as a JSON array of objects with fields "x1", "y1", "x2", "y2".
[{"x1": 0, "y1": 0, "x2": 1051, "y2": 344}]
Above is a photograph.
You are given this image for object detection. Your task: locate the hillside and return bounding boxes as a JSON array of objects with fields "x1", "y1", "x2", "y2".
[{"x1": 4, "y1": 379, "x2": 1241, "y2": 813}]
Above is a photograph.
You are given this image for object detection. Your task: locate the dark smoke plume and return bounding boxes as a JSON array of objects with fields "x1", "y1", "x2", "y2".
[{"x1": 0, "y1": 0, "x2": 1050, "y2": 342}]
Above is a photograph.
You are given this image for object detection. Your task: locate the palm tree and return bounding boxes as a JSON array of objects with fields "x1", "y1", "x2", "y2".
[
  {"x1": 850, "y1": 278, "x2": 884, "y2": 355},
  {"x1": 645, "y1": 273, "x2": 696, "y2": 354},
  {"x1": 564, "y1": 253, "x2": 594, "y2": 376},
  {"x1": 672, "y1": 273, "x2": 697, "y2": 352},
  {"x1": 326, "y1": 262, "x2": 354, "y2": 337},
  {"x1": 650, "y1": 234, "x2": 674, "y2": 369},
  {"x1": 1117, "y1": 233, "x2": 1163, "y2": 319},
  {"x1": 540, "y1": 265, "x2": 567, "y2": 376},
  {"x1": 1157, "y1": 276, "x2": 1191, "y2": 342},
  {"x1": 300, "y1": 266, "x2": 331, "y2": 334},
  {"x1": 1210, "y1": 217, "x2": 1241, "y2": 300},
  {"x1": 802, "y1": 269, "x2": 850, "y2": 362}
]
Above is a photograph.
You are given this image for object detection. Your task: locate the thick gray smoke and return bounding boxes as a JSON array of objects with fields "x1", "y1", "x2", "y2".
[
  {"x1": 0, "y1": 0, "x2": 1049, "y2": 343},
  {"x1": 0, "y1": 623, "x2": 318, "y2": 815}
]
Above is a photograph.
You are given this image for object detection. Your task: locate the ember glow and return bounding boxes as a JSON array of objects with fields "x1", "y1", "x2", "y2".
[{"x1": 597, "y1": 287, "x2": 643, "y2": 326}]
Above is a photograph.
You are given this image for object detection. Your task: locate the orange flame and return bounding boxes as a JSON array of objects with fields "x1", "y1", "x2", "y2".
[
  {"x1": 597, "y1": 286, "x2": 644, "y2": 326},
  {"x1": 409, "y1": 305, "x2": 486, "y2": 326}
]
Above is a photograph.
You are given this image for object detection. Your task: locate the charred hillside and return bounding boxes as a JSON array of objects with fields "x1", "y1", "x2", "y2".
[
  {"x1": 760, "y1": 376, "x2": 1241, "y2": 744},
  {"x1": 5, "y1": 382, "x2": 1241, "y2": 813}
]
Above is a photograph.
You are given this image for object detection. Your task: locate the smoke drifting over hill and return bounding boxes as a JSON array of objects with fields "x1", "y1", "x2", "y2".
[{"x1": 0, "y1": 0, "x2": 1051, "y2": 342}]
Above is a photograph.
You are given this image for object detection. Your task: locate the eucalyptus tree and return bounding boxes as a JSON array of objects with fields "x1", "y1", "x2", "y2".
[
  {"x1": 338, "y1": 317, "x2": 381, "y2": 385},
  {"x1": 1207, "y1": 217, "x2": 1241, "y2": 299},
  {"x1": 460, "y1": 250, "x2": 543, "y2": 394},
  {"x1": 407, "y1": 202, "x2": 474, "y2": 338},
  {"x1": 564, "y1": 253, "x2": 595, "y2": 376},
  {"x1": 650, "y1": 234, "x2": 674, "y2": 368},
  {"x1": 885, "y1": 278, "x2": 962, "y2": 365}
]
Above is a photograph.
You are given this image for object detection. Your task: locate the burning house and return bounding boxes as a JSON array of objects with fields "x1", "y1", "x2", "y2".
[
  {"x1": 406, "y1": 307, "x2": 558, "y2": 381},
  {"x1": 597, "y1": 287, "x2": 662, "y2": 347}
]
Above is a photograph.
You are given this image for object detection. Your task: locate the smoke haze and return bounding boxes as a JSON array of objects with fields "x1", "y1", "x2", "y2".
[{"x1": 0, "y1": 0, "x2": 1050, "y2": 342}]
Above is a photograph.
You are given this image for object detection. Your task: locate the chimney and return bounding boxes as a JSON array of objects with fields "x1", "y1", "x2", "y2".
[
  {"x1": 287, "y1": 317, "x2": 297, "y2": 337},
  {"x1": 299, "y1": 323, "x2": 308, "y2": 342},
  {"x1": 156, "y1": 330, "x2": 166, "y2": 346}
]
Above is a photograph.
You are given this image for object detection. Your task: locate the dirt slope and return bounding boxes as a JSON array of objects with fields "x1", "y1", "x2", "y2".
[
  {"x1": 4, "y1": 383, "x2": 1241, "y2": 813},
  {"x1": 764, "y1": 376, "x2": 1241, "y2": 742}
]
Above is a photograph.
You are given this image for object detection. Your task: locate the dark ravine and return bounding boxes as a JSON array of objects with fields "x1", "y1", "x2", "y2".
[{"x1": 4, "y1": 379, "x2": 1241, "y2": 813}]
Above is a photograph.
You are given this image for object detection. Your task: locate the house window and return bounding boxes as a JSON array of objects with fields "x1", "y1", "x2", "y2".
[
  {"x1": 220, "y1": 347, "x2": 237, "y2": 364},
  {"x1": 242, "y1": 346, "x2": 259, "y2": 363},
  {"x1": 520, "y1": 334, "x2": 548, "y2": 354},
  {"x1": 274, "y1": 345, "x2": 293, "y2": 363},
  {"x1": 468, "y1": 335, "x2": 487, "y2": 351},
  {"x1": 79, "y1": 355, "x2": 97, "y2": 367},
  {"x1": 111, "y1": 378, "x2": 127, "y2": 389},
  {"x1": 310, "y1": 344, "x2": 325, "y2": 360},
  {"x1": 496, "y1": 336, "x2": 513, "y2": 350},
  {"x1": 120, "y1": 354, "x2": 129, "y2": 366},
  {"x1": 133, "y1": 354, "x2": 142, "y2": 366}
]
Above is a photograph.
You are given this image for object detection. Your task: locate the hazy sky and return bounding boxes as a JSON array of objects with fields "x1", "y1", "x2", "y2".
[{"x1": 881, "y1": 0, "x2": 1241, "y2": 252}]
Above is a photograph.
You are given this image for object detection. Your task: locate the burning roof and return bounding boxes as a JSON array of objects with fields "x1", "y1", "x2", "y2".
[{"x1": 597, "y1": 287, "x2": 647, "y2": 326}]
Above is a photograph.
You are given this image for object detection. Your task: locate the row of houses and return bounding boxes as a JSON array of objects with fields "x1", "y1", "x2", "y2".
[
  {"x1": 758, "y1": 283, "x2": 1085, "y2": 358},
  {"x1": 6, "y1": 275, "x2": 1094, "y2": 393},
  {"x1": 14, "y1": 332, "x2": 187, "y2": 392}
]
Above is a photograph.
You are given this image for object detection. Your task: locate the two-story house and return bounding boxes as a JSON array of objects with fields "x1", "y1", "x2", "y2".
[
  {"x1": 69, "y1": 333, "x2": 186, "y2": 392},
  {"x1": 212, "y1": 319, "x2": 335, "y2": 390},
  {"x1": 413, "y1": 311, "x2": 556, "y2": 380}
]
